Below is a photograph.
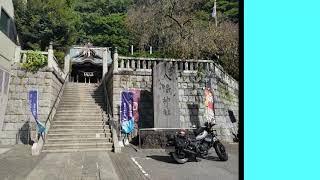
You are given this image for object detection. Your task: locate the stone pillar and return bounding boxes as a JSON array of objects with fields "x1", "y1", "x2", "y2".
[
  {"x1": 47, "y1": 42, "x2": 54, "y2": 69},
  {"x1": 14, "y1": 46, "x2": 21, "y2": 63},
  {"x1": 103, "y1": 48, "x2": 108, "y2": 77},
  {"x1": 153, "y1": 62, "x2": 180, "y2": 128},
  {"x1": 113, "y1": 47, "x2": 118, "y2": 73},
  {"x1": 64, "y1": 53, "x2": 70, "y2": 75}
]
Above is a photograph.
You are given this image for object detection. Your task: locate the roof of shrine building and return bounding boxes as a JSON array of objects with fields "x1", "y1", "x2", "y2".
[{"x1": 69, "y1": 43, "x2": 112, "y2": 65}]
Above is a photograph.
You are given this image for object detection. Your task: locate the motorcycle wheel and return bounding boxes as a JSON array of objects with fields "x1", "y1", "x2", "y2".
[
  {"x1": 171, "y1": 152, "x2": 189, "y2": 164},
  {"x1": 214, "y1": 141, "x2": 228, "y2": 161}
]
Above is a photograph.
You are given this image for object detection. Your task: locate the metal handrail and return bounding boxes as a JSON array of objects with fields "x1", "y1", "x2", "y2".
[{"x1": 45, "y1": 72, "x2": 70, "y2": 126}]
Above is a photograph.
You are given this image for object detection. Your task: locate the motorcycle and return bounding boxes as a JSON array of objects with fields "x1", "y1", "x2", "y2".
[{"x1": 166, "y1": 122, "x2": 228, "y2": 164}]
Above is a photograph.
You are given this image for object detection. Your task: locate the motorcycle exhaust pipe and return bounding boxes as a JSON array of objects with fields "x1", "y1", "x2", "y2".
[{"x1": 183, "y1": 149, "x2": 197, "y2": 155}]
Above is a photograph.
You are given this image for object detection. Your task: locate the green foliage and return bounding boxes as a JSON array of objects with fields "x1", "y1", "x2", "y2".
[
  {"x1": 14, "y1": 0, "x2": 80, "y2": 51},
  {"x1": 76, "y1": 13, "x2": 131, "y2": 54},
  {"x1": 13, "y1": 0, "x2": 239, "y2": 79},
  {"x1": 54, "y1": 51, "x2": 65, "y2": 69},
  {"x1": 21, "y1": 51, "x2": 48, "y2": 72},
  {"x1": 218, "y1": 82, "x2": 234, "y2": 102}
]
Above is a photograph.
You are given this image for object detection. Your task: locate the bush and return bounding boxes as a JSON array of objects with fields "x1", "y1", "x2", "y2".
[{"x1": 21, "y1": 50, "x2": 48, "y2": 72}]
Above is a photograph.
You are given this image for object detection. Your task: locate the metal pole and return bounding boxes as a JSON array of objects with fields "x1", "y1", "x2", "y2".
[
  {"x1": 139, "y1": 129, "x2": 141, "y2": 149},
  {"x1": 214, "y1": 0, "x2": 218, "y2": 27}
]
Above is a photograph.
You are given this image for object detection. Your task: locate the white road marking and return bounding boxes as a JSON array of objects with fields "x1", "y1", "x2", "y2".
[
  {"x1": 132, "y1": 157, "x2": 151, "y2": 160},
  {"x1": 131, "y1": 157, "x2": 150, "y2": 178}
]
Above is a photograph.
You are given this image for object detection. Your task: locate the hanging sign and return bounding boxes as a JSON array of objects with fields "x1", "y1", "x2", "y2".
[
  {"x1": 204, "y1": 88, "x2": 215, "y2": 123},
  {"x1": 29, "y1": 90, "x2": 46, "y2": 134},
  {"x1": 120, "y1": 91, "x2": 135, "y2": 134}
]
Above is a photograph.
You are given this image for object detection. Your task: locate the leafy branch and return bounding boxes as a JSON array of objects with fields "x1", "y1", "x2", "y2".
[{"x1": 21, "y1": 51, "x2": 48, "y2": 72}]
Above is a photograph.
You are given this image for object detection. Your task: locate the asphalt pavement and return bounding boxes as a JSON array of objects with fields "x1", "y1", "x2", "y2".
[
  {"x1": 0, "y1": 143, "x2": 238, "y2": 180},
  {"x1": 117, "y1": 143, "x2": 239, "y2": 180}
]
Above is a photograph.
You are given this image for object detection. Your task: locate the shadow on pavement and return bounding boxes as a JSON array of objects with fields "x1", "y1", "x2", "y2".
[
  {"x1": 147, "y1": 155, "x2": 178, "y2": 164},
  {"x1": 202, "y1": 155, "x2": 221, "y2": 161},
  {"x1": 147, "y1": 154, "x2": 224, "y2": 164}
]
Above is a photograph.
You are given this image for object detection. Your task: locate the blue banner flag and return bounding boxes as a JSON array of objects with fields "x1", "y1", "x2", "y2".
[
  {"x1": 29, "y1": 90, "x2": 46, "y2": 134},
  {"x1": 121, "y1": 91, "x2": 135, "y2": 134}
]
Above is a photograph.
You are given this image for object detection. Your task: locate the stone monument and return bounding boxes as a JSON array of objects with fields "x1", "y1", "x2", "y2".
[{"x1": 153, "y1": 62, "x2": 180, "y2": 128}]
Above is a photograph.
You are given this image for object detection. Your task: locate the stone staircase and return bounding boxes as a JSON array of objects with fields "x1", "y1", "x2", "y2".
[{"x1": 43, "y1": 83, "x2": 112, "y2": 153}]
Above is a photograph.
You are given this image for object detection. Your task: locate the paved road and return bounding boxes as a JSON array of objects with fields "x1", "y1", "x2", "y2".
[
  {"x1": 0, "y1": 145, "x2": 120, "y2": 180},
  {"x1": 0, "y1": 145, "x2": 46, "y2": 180},
  {"x1": 26, "y1": 151, "x2": 119, "y2": 180},
  {"x1": 120, "y1": 143, "x2": 238, "y2": 180},
  {"x1": 0, "y1": 143, "x2": 238, "y2": 180}
]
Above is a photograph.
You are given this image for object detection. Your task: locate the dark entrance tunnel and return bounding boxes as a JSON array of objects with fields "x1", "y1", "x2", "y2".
[{"x1": 70, "y1": 62, "x2": 102, "y2": 83}]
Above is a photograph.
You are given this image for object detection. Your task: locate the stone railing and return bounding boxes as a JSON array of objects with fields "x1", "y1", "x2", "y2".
[
  {"x1": 113, "y1": 52, "x2": 238, "y2": 90},
  {"x1": 102, "y1": 70, "x2": 121, "y2": 153},
  {"x1": 19, "y1": 50, "x2": 48, "y2": 63},
  {"x1": 15, "y1": 42, "x2": 66, "y2": 80}
]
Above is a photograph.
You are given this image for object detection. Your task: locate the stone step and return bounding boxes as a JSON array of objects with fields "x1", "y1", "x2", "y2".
[
  {"x1": 63, "y1": 89, "x2": 102, "y2": 91},
  {"x1": 62, "y1": 95, "x2": 104, "y2": 98},
  {"x1": 54, "y1": 113, "x2": 102, "y2": 117},
  {"x1": 63, "y1": 92, "x2": 103, "y2": 95},
  {"x1": 55, "y1": 112, "x2": 103, "y2": 116},
  {"x1": 56, "y1": 109, "x2": 104, "y2": 113},
  {"x1": 62, "y1": 93, "x2": 104, "y2": 96},
  {"x1": 50, "y1": 125, "x2": 109, "y2": 129},
  {"x1": 56, "y1": 109, "x2": 103, "y2": 113},
  {"x1": 61, "y1": 96, "x2": 104, "y2": 99},
  {"x1": 46, "y1": 137, "x2": 112, "y2": 144},
  {"x1": 42, "y1": 148, "x2": 112, "y2": 153},
  {"x1": 59, "y1": 102, "x2": 105, "y2": 105},
  {"x1": 62, "y1": 91, "x2": 103, "y2": 94},
  {"x1": 57, "y1": 105, "x2": 102, "y2": 109},
  {"x1": 65, "y1": 85, "x2": 101, "y2": 88},
  {"x1": 47, "y1": 132, "x2": 111, "y2": 139},
  {"x1": 48, "y1": 129, "x2": 110, "y2": 133},
  {"x1": 62, "y1": 94, "x2": 103, "y2": 96},
  {"x1": 53, "y1": 121, "x2": 107, "y2": 126},
  {"x1": 52, "y1": 117, "x2": 104, "y2": 121},
  {"x1": 43, "y1": 142, "x2": 113, "y2": 150},
  {"x1": 61, "y1": 100, "x2": 104, "y2": 104}
]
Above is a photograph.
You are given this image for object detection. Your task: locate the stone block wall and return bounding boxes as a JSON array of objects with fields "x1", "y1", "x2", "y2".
[
  {"x1": 0, "y1": 66, "x2": 63, "y2": 145},
  {"x1": 111, "y1": 70, "x2": 154, "y2": 131},
  {"x1": 109, "y1": 63, "x2": 239, "y2": 143}
]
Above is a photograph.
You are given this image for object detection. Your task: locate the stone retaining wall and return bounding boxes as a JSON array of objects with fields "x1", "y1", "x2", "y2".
[
  {"x1": 0, "y1": 66, "x2": 63, "y2": 145},
  {"x1": 110, "y1": 65, "x2": 239, "y2": 143}
]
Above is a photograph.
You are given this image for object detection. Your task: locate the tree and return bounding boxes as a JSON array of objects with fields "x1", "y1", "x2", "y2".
[
  {"x1": 126, "y1": 0, "x2": 239, "y2": 80},
  {"x1": 14, "y1": 0, "x2": 80, "y2": 51},
  {"x1": 73, "y1": 0, "x2": 133, "y2": 54}
]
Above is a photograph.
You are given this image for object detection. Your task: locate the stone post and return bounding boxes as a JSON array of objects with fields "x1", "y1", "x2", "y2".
[
  {"x1": 47, "y1": 42, "x2": 54, "y2": 69},
  {"x1": 113, "y1": 47, "x2": 118, "y2": 73},
  {"x1": 131, "y1": 45, "x2": 134, "y2": 55},
  {"x1": 103, "y1": 48, "x2": 108, "y2": 77},
  {"x1": 64, "y1": 52, "x2": 70, "y2": 75},
  {"x1": 14, "y1": 46, "x2": 21, "y2": 63}
]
